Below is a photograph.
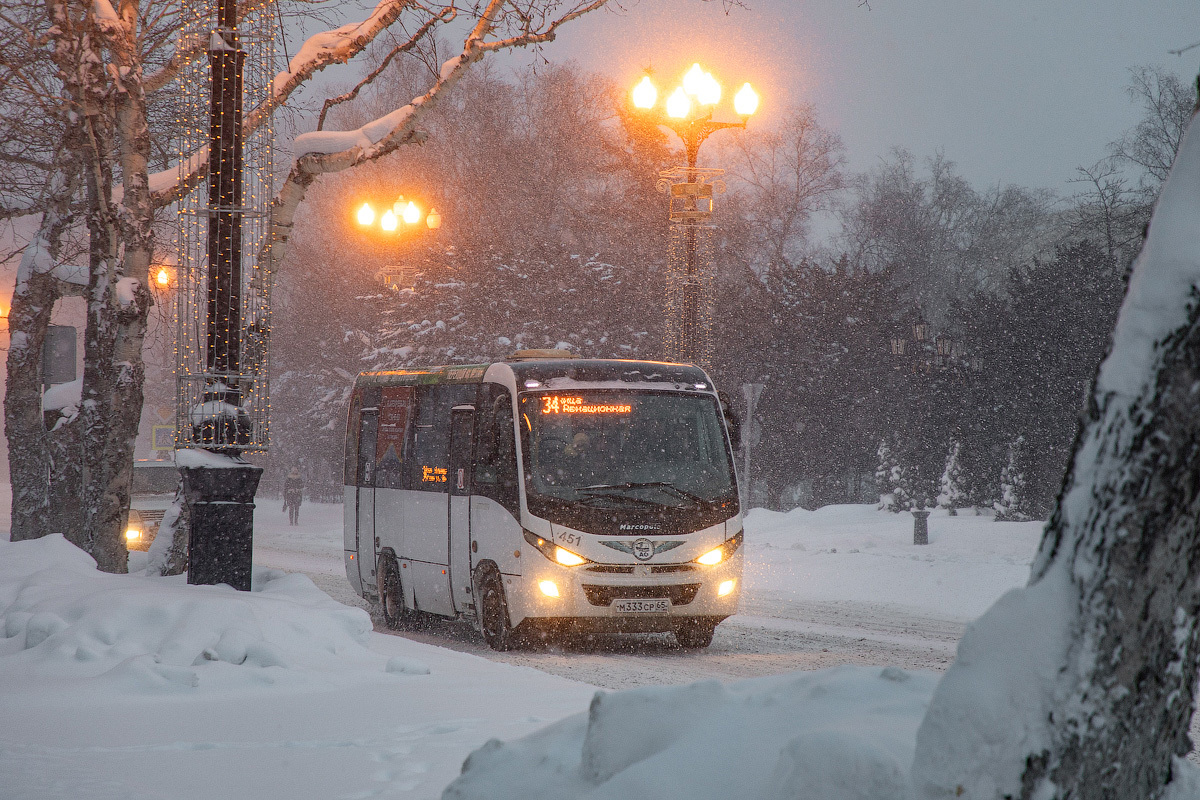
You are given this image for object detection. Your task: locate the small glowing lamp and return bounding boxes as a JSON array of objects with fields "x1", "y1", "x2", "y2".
[
  {"x1": 632, "y1": 75, "x2": 657, "y2": 109},
  {"x1": 402, "y1": 201, "x2": 421, "y2": 224},
  {"x1": 426, "y1": 208, "x2": 442, "y2": 230},
  {"x1": 538, "y1": 580, "x2": 560, "y2": 598},
  {"x1": 666, "y1": 87, "x2": 691, "y2": 119},
  {"x1": 697, "y1": 72, "x2": 721, "y2": 106},
  {"x1": 734, "y1": 83, "x2": 759, "y2": 116},
  {"x1": 718, "y1": 579, "x2": 736, "y2": 597},
  {"x1": 356, "y1": 203, "x2": 375, "y2": 226},
  {"x1": 155, "y1": 267, "x2": 171, "y2": 287},
  {"x1": 682, "y1": 63, "x2": 706, "y2": 96},
  {"x1": 392, "y1": 195, "x2": 405, "y2": 216},
  {"x1": 126, "y1": 528, "x2": 141, "y2": 541},
  {"x1": 381, "y1": 210, "x2": 398, "y2": 231}
]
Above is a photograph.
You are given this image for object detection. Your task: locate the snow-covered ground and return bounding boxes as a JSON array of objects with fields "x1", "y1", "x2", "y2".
[{"x1": 2, "y1": 498, "x2": 1056, "y2": 799}]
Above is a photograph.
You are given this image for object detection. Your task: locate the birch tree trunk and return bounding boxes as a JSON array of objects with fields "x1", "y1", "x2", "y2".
[{"x1": 913, "y1": 105, "x2": 1200, "y2": 800}]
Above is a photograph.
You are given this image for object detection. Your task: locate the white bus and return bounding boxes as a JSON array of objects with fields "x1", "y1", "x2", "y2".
[{"x1": 342, "y1": 351, "x2": 743, "y2": 650}]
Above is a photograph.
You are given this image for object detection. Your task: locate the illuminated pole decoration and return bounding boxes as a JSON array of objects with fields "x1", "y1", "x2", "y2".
[
  {"x1": 207, "y1": 2, "x2": 246, "y2": 388},
  {"x1": 175, "y1": 0, "x2": 275, "y2": 589},
  {"x1": 632, "y1": 66, "x2": 758, "y2": 369}
]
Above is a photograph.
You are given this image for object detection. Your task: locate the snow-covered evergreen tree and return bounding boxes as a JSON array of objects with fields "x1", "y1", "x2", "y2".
[
  {"x1": 937, "y1": 439, "x2": 965, "y2": 515},
  {"x1": 874, "y1": 439, "x2": 894, "y2": 509},
  {"x1": 875, "y1": 438, "x2": 909, "y2": 512},
  {"x1": 994, "y1": 436, "x2": 1031, "y2": 522}
]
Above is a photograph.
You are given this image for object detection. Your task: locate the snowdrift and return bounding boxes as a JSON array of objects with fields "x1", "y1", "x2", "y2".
[
  {"x1": 443, "y1": 665, "x2": 938, "y2": 800},
  {"x1": 0, "y1": 533, "x2": 417, "y2": 693}
]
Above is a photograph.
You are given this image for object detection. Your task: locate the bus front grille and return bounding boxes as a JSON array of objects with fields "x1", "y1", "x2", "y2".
[{"x1": 581, "y1": 584, "x2": 701, "y2": 607}]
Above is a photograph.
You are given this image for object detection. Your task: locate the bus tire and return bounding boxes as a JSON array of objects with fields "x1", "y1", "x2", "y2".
[
  {"x1": 378, "y1": 554, "x2": 407, "y2": 630},
  {"x1": 477, "y1": 567, "x2": 517, "y2": 651},
  {"x1": 674, "y1": 620, "x2": 715, "y2": 649}
]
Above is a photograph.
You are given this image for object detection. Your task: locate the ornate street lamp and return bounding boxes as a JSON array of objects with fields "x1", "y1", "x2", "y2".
[
  {"x1": 631, "y1": 64, "x2": 758, "y2": 369},
  {"x1": 355, "y1": 194, "x2": 443, "y2": 291}
]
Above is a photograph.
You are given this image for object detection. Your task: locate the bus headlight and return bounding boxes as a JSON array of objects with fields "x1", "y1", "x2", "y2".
[
  {"x1": 125, "y1": 528, "x2": 141, "y2": 542},
  {"x1": 523, "y1": 529, "x2": 591, "y2": 566},
  {"x1": 718, "y1": 580, "x2": 736, "y2": 596},
  {"x1": 693, "y1": 531, "x2": 743, "y2": 566},
  {"x1": 539, "y1": 580, "x2": 560, "y2": 597},
  {"x1": 554, "y1": 547, "x2": 586, "y2": 566}
]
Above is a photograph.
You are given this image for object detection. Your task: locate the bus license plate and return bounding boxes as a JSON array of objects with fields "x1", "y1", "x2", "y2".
[{"x1": 612, "y1": 598, "x2": 670, "y2": 613}]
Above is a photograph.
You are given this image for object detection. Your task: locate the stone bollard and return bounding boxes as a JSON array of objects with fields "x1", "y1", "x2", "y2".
[{"x1": 912, "y1": 508, "x2": 931, "y2": 545}]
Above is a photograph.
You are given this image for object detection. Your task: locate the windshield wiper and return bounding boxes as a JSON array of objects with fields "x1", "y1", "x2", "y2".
[
  {"x1": 578, "y1": 482, "x2": 708, "y2": 506},
  {"x1": 573, "y1": 491, "x2": 661, "y2": 508}
]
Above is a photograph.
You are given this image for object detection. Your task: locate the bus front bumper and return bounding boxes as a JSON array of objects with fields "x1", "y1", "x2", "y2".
[{"x1": 505, "y1": 553, "x2": 743, "y2": 632}]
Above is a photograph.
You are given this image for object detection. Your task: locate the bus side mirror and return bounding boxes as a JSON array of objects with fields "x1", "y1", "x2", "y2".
[{"x1": 718, "y1": 391, "x2": 741, "y2": 451}]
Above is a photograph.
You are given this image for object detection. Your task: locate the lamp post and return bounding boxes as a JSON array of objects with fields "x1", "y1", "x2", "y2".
[
  {"x1": 888, "y1": 311, "x2": 980, "y2": 544},
  {"x1": 355, "y1": 194, "x2": 443, "y2": 291},
  {"x1": 631, "y1": 65, "x2": 758, "y2": 369}
]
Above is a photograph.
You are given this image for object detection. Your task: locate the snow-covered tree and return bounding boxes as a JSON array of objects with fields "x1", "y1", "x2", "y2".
[
  {"x1": 993, "y1": 436, "x2": 1031, "y2": 522},
  {"x1": 936, "y1": 439, "x2": 965, "y2": 516},
  {"x1": 1, "y1": 0, "x2": 609, "y2": 571},
  {"x1": 875, "y1": 438, "x2": 902, "y2": 511},
  {"x1": 912, "y1": 104, "x2": 1200, "y2": 799}
]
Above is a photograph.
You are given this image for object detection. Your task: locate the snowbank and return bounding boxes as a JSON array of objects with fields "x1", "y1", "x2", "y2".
[
  {"x1": 0, "y1": 534, "x2": 386, "y2": 693},
  {"x1": 444, "y1": 664, "x2": 937, "y2": 800},
  {"x1": 743, "y1": 504, "x2": 1044, "y2": 621},
  {"x1": 0, "y1": 533, "x2": 597, "y2": 800}
]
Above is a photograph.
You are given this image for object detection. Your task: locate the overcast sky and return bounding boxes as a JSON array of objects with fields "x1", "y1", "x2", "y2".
[{"x1": 532, "y1": 0, "x2": 1200, "y2": 193}]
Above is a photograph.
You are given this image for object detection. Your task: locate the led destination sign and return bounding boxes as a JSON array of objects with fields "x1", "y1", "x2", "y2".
[{"x1": 541, "y1": 396, "x2": 632, "y2": 415}]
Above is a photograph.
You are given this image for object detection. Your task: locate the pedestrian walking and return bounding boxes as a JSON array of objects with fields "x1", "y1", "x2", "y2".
[{"x1": 283, "y1": 468, "x2": 305, "y2": 526}]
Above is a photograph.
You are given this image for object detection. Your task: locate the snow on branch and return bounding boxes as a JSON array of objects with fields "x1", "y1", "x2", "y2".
[
  {"x1": 316, "y1": 5, "x2": 457, "y2": 131},
  {"x1": 291, "y1": 0, "x2": 608, "y2": 162}
]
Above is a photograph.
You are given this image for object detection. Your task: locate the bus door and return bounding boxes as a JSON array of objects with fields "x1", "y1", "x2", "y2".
[
  {"x1": 448, "y1": 405, "x2": 475, "y2": 611},
  {"x1": 355, "y1": 408, "x2": 379, "y2": 594}
]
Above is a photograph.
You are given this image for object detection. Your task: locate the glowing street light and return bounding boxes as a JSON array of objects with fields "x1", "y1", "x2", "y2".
[
  {"x1": 632, "y1": 76, "x2": 657, "y2": 109},
  {"x1": 734, "y1": 83, "x2": 759, "y2": 117},
  {"x1": 156, "y1": 267, "x2": 172, "y2": 288},
  {"x1": 629, "y1": 63, "x2": 760, "y2": 368},
  {"x1": 629, "y1": 64, "x2": 758, "y2": 168},
  {"x1": 682, "y1": 63, "x2": 706, "y2": 96},
  {"x1": 354, "y1": 194, "x2": 445, "y2": 290},
  {"x1": 666, "y1": 87, "x2": 691, "y2": 119},
  {"x1": 402, "y1": 200, "x2": 421, "y2": 225}
]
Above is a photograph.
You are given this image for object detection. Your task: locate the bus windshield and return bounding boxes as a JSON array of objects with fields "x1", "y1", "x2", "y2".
[{"x1": 518, "y1": 390, "x2": 737, "y2": 509}]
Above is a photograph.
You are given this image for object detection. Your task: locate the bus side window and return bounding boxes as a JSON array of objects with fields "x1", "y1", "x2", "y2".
[
  {"x1": 474, "y1": 386, "x2": 518, "y2": 513},
  {"x1": 407, "y1": 387, "x2": 439, "y2": 489}
]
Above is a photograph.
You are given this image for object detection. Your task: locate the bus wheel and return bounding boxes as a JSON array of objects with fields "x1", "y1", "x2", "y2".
[
  {"x1": 478, "y1": 568, "x2": 517, "y2": 651},
  {"x1": 674, "y1": 620, "x2": 715, "y2": 649},
  {"x1": 378, "y1": 555, "x2": 406, "y2": 630}
]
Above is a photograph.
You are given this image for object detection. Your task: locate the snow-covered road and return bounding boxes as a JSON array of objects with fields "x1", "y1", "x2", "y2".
[{"x1": 249, "y1": 501, "x2": 1018, "y2": 690}]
